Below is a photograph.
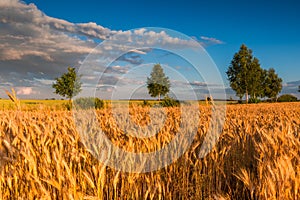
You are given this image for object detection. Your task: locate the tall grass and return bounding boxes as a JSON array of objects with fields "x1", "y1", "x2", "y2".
[{"x1": 0, "y1": 103, "x2": 299, "y2": 199}]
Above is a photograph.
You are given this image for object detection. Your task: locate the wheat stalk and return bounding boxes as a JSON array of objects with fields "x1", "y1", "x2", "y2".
[{"x1": 5, "y1": 88, "x2": 21, "y2": 110}]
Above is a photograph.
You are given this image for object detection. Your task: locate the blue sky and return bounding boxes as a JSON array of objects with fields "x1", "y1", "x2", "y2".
[
  {"x1": 28, "y1": 0, "x2": 300, "y2": 80},
  {"x1": 0, "y1": 0, "x2": 299, "y2": 99}
]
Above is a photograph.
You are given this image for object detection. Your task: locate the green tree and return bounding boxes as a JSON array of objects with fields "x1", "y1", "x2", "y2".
[
  {"x1": 147, "y1": 64, "x2": 170, "y2": 100},
  {"x1": 227, "y1": 45, "x2": 283, "y2": 103},
  {"x1": 247, "y1": 58, "x2": 265, "y2": 99},
  {"x1": 263, "y1": 68, "x2": 282, "y2": 101},
  {"x1": 52, "y1": 67, "x2": 82, "y2": 103},
  {"x1": 226, "y1": 44, "x2": 253, "y2": 103}
]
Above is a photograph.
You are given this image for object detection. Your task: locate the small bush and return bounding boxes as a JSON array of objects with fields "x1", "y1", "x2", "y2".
[
  {"x1": 277, "y1": 94, "x2": 298, "y2": 102},
  {"x1": 63, "y1": 102, "x2": 72, "y2": 111},
  {"x1": 141, "y1": 100, "x2": 151, "y2": 107},
  {"x1": 238, "y1": 100, "x2": 244, "y2": 104},
  {"x1": 74, "y1": 97, "x2": 105, "y2": 110},
  {"x1": 248, "y1": 98, "x2": 261, "y2": 104},
  {"x1": 95, "y1": 98, "x2": 105, "y2": 109},
  {"x1": 160, "y1": 97, "x2": 180, "y2": 107}
]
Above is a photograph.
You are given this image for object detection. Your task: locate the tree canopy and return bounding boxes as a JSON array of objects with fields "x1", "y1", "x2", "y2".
[
  {"x1": 226, "y1": 44, "x2": 253, "y2": 101},
  {"x1": 147, "y1": 64, "x2": 170, "y2": 100},
  {"x1": 52, "y1": 67, "x2": 82, "y2": 102},
  {"x1": 227, "y1": 44, "x2": 282, "y2": 103},
  {"x1": 263, "y1": 68, "x2": 282, "y2": 99}
]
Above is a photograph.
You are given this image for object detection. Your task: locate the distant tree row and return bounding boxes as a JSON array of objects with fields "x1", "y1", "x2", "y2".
[
  {"x1": 227, "y1": 44, "x2": 282, "y2": 103},
  {"x1": 52, "y1": 65, "x2": 171, "y2": 102},
  {"x1": 52, "y1": 45, "x2": 293, "y2": 105}
]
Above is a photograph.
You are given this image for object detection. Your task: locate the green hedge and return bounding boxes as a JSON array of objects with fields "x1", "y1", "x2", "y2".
[
  {"x1": 248, "y1": 98, "x2": 261, "y2": 104},
  {"x1": 160, "y1": 97, "x2": 180, "y2": 107},
  {"x1": 277, "y1": 94, "x2": 298, "y2": 102},
  {"x1": 73, "y1": 97, "x2": 105, "y2": 109}
]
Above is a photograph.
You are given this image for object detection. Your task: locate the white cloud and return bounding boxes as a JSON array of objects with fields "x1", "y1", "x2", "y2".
[
  {"x1": 129, "y1": 49, "x2": 147, "y2": 54},
  {"x1": 0, "y1": 0, "x2": 225, "y2": 99},
  {"x1": 0, "y1": 0, "x2": 108, "y2": 62},
  {"x1": 16, "y1": 87, "x2": 38, "y2": 95},
  {"x1": 200, "y1": 36, "x2": 224, "y2": 45},
  {"x1": 0, "y1": 0, "x2": 201, "y2": 64}
]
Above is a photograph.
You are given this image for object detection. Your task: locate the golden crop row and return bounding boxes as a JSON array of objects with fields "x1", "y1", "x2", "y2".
[{"x1": 0, "y1": 103, "x2": 299, "y2": 199}]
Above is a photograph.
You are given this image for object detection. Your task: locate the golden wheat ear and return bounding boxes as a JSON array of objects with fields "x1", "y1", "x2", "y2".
[
  {"x1": 5, "y1": 88, "x2": 21, "y2": 110},
  {"x1": 5, "y1": 89, "x2": 15, "y2": 102}
]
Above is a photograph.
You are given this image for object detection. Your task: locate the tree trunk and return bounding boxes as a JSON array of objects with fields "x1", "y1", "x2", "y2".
[
  {"x1": 246, "y1": 90, "x2": 249, "y2": 104},
  {"x1": 158, "y1": 93, "x2": 161, "y2": 101}
]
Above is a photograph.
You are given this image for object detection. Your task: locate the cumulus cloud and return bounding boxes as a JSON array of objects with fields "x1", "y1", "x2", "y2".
[
  {"x1": 0, "y1": 0, "x2": 112, "y2": 61},
  {"x1": 16, "y1": 87, "x2": 38, "y2": 95},
  {"x1": 0, "y1": 0, "x2": 102, "y2": 90},
  {"x1": 0, "y1": 0, "x2": 224, "y2": 99},
  {"x1": 0, "y1": 0, "x2": 112, "y2": 40}
]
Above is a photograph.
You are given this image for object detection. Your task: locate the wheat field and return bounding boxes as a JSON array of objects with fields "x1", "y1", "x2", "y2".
[{"x1": 0, "y1": 102, "x2": 299, "y2": 199}]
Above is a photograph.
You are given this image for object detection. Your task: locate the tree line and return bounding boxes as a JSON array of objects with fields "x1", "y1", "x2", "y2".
[
  {"x1": 227, "y1": 44, "x2": 282, "y2": 103},
  {"x1": 53, "y1": 44, "x2": 298, "y2": 104}
]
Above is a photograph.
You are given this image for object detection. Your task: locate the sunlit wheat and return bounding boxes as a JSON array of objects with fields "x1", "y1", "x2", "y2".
[{"x1": 0, "y1": 102, "x2": 299, "y2": 199}]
